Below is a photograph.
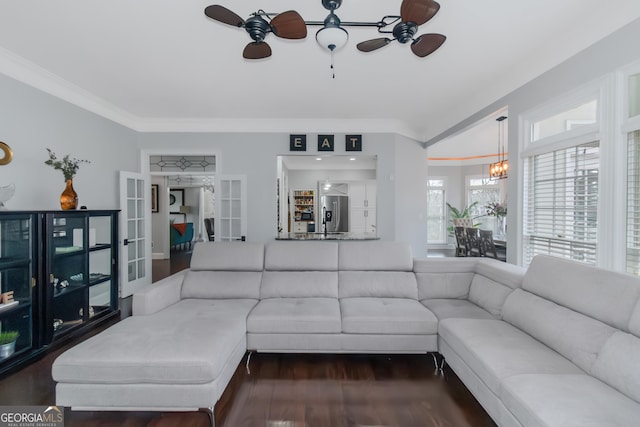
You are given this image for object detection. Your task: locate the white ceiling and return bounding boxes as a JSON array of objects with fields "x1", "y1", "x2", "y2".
[
  {"x1": 0, "y1": 1, "x2": 638, "y2": 141},
  {"x1": 427, "y1": 109, "x2": 507, "y2": 164}
]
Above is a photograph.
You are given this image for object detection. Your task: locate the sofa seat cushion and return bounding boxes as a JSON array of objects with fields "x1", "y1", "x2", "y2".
[
  {"x1": 439, "y1": 318, "x2": 583, "y2": 396},
  {"x1": 247, "y1": 298, "x2": 341, "y2": 333},
  {"x1": 340, "y1": 298, "x2": 438, "y2": 334},
  {"x1": 52, "y1": 299, "x2": 256, "y2": 385},
  {"x1": 421, "y1": 299, "x2": 496, "y2": 321},
  {"x1": 501, "y1": 373, "x2": 640, "y2": 427}
]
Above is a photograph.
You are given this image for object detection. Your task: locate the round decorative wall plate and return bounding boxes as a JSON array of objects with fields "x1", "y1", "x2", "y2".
[{"x1": 0, "y1": 142, "x2": 12, "y2": 165}]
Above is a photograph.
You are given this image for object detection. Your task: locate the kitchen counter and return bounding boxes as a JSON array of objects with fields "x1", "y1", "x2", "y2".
[{"x1": 275, "y1": 232, "x2": 379, "y2": 241}]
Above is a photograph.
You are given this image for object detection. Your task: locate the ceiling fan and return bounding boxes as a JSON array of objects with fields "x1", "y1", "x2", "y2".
[
  {"x1": 203, "y1": 0, "x2": 446, "y2": 60},
  {"x1": 203, "y1": 5, "x2": 307, "y2": 59},
  {"x1": 356, "y1": 0, "x2": 446, "y2": 57}
]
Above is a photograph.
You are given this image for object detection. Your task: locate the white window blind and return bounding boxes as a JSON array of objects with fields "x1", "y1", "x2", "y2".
[
  {"x1": 523, "y1": 141, "x2": 599, "y2": 266},
  {"x1": 627, "y1": 130, "x2": 640, "y2": 275}
]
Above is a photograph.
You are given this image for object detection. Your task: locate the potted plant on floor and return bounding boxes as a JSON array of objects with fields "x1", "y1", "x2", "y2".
[
  {"x1": 0, "y1": 330, "x2": 19, "y2": 359},
  {"x1": 446, "y1": 201, "x2": 482, "y2": 234}
]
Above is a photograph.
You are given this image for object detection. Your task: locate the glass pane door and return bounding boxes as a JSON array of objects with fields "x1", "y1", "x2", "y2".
[
  {"x1": 217, "y1": 175, "x2": 246, "y2": 241},
  {"x1": 119, "y1": 172, "x2": 151, "y2": 297}
]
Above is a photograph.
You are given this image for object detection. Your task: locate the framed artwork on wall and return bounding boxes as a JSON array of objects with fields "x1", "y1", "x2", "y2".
[
  {"x1": 151, "y1": 184, "x2": 159, "y2": 213},
  {"x1": 169, "y1": 189, "x2": 184, "y2": 214}
]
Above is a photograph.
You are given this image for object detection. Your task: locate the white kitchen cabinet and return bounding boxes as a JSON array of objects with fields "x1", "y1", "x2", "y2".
[{"x1": 349, "y1": 181, "x2": 377, "y2": 234}]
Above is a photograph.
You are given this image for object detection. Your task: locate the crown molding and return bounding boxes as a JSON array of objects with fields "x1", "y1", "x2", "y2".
[
  {"x1": 133, "y1": 117, "x2": 421, "y2": 139},
  {"x1": 0, "y1": 47, "x2": 424, "y2": 141},
  {"x1": 0, "y1": 46, "x2": 139, "y2": 129}
]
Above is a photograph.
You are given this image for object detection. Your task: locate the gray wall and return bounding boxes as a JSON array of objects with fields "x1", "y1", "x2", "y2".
[
  {"x1": 0, "y1": 74, "x2": 138, "y2": 209},
  {"x1": 135, "y1": 132, "x2": 429, "y2": 256}
]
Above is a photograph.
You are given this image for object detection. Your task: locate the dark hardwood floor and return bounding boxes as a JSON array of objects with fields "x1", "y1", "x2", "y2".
[{"x1": 0, "y1": 248, "x2": 496, "y2": 427}]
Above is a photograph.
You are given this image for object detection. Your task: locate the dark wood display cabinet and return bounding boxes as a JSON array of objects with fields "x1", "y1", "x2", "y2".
[{"x1": 0, "y1": 210, "x2": 119, "y2": 376}]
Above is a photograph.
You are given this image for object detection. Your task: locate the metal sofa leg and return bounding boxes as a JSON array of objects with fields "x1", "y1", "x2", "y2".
[
  {"x1": 430, "y1": 353, "x2": 446, "y2": 375},
  {"x1": 246, "y1": 351, "x2": 252, "y2": 375},
  {"x1": 199, "y1": 407, "x2": 215, "y2": 427},
  {"x1": 430, "y1": 352, "x2": 439, "y2": 372},
  {"x1": 439, "y1": 355, "x2": 446, "y2": 374}
]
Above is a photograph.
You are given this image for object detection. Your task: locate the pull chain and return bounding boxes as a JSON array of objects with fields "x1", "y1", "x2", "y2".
[{"x1": 330, "y1": 49, "x2": 336, "y2": 79}]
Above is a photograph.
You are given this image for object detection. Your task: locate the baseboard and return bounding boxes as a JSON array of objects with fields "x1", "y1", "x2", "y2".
[{"x1": 152, "y1": 252, "x2": 167, "y2": 260}]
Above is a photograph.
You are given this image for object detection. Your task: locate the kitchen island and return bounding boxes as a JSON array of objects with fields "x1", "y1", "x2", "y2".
[{"x1": 276, "y1": 232, "x2": 379, "y2": 241}]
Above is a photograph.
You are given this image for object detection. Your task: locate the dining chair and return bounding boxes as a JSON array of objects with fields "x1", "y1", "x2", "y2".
[
  {"x1": 204, "y1": 218, "x2": 215, "y2": 241},
  {"x1": 479, "y1": 229, "x2": 506, "y2": 261},
  {"x1": 465, "y1": 227, "x2": 482, "y2": 257},
  {"x1": 454, "y1": 226, "x2": 468, "y2": 257}
]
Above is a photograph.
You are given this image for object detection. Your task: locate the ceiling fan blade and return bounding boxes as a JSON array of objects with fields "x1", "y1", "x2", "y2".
[
  {"x1": 400, "y1": 0, "x2": 440, "y2": 26},
  {"x1": 411, "y1": 33, "x2": 446, "y2": 57},
  {"x1": 204, "y1": 5, "x2": 244, "y2": 27},
  {"x1": 271, "y1": 10, "x2": 307, "y2": 39},
  {"x1": 357, "y1": 38, "x2": 392, "y2": 53},
  {"x1": 243, "y1": 41, "x2": 272, "y2": 59}
]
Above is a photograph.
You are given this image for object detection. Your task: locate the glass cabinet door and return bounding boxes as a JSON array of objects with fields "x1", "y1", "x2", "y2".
[
  {"x1": 46, "y1": 213, "x2": 89, "y2": 340},
  {"x1": 88, "y1": 214, "x2": 117, "y2": 318},
  {"x1": 0, "y1": 213, "x2": 36, "y2": 365}
]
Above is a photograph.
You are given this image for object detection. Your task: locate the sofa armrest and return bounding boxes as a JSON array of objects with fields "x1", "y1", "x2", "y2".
[{"x1": 132, "y1": 270, "x2": 187, "y2": 316}]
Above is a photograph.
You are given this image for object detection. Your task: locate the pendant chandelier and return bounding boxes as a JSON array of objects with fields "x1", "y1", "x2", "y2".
[{"x1": 489, "y1": 116, "x2": 508, "y2": 180}]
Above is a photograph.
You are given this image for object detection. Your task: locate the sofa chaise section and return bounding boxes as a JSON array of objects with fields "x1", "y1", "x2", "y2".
[{"x1": 53, "y1": 242, "x2": 265, "y2": 421}]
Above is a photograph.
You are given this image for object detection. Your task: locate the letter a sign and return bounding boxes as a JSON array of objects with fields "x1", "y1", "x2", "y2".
[{"x1": 318, "y1": 135, "x2": 334, "y2": 151}]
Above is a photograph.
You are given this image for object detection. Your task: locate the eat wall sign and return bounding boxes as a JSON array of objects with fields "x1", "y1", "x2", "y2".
[{"x1": 290, "y1": 134, "x2": 362, "y2": 152}]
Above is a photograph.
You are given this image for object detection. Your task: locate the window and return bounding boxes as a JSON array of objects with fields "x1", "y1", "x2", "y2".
[
  {"x1": 626, "y1": 69, "x2": 640, "y2": 275},
  {"x1": 629, "y1": 72, "x2": 640, "y2": 118},
  {"x1": 524, "y1": 141, "x2": 599, "y2": 266},
  {"x1": 627, "y1": 131, "x2": 640, "y2": 274},
  {"x1": 467, "y1": 177, "x2": 502, "y2": 218},
  {"x1": 427, "y1": 179, "x2": 447, "y2": 244},
  {"x1": 532, "y1": 100, "x2": 597, "y2": 141}
]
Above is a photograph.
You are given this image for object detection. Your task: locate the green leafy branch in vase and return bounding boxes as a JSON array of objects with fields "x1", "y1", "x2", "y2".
[{"x1": 45, "y1": 149, "x2": 90, "y2": 181}]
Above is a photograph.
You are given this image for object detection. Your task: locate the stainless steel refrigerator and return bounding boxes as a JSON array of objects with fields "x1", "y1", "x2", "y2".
[{"x1": 320, "y1": 195, "x2": 349, "y2": 232}]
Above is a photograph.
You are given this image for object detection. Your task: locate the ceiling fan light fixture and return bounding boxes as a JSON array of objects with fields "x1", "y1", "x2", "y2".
[
  {"x1": 316, "y1": 12, "x2": 348, "y2": 51},
  {"x1": 316, "y1": 26, "x2": 349, "y2": 51}
]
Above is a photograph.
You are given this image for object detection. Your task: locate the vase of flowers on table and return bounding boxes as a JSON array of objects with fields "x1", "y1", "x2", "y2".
[
  {"x1": 486, "y1": 201, "x2": 507, "y2": 236},
  {"x1": 44, "y1": 149, "x2": 90, "y2": 210}
]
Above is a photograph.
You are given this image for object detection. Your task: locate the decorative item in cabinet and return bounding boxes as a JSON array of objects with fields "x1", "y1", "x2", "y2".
[
  {"x1": 45, "y1": 211, "x2": 119, "y2": 343},
  {"x1": 0, "y1": 212, "x2": 37, "y2": 370}
]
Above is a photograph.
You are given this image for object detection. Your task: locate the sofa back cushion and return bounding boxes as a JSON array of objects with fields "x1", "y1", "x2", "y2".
[
  {"x1": 413, "y1": 258, "x2": 524, "y2": 316},
  {"x1": 468, "y1": 259, "x2": 525, "y2": 317},
  {"x1": 181, "y1": 242, "x2": 264, "y2": 299},
  {"x1": 338, "y1": 241, "x2": 412, "y2": 271},
  {"x1": 413, "y1": 258, "x2": 477, "y2": 300},
  {"x1": 339, "y1": 271, "x2": 418, "y2": 299},
  {"x1": 261, "y1": 242, "x2": 339, "y2": 298},
  {"x1": 265, "y1": 241, "x2": 338, "y2": 271},
  {"x1": 591, "y1": 331, "x2": 640, "y2": 404},
  {"x1": 181, "y1": 270, "x2": 262, "y2": 299},
  {"x1": 523, "y1": 255, "x2": 640, "y2": 331},
  {"x1": 630, "y1": 300, "x2": 640, "y2": 337},
  {"x1": 261, "y1": 271, "x2": 338, "y2": 298},
  {"x1": 190, "y1": 242, "x2": 264, "y2": 271},
  {"x1": 503, "y1": 288, "x2": 617, "y2": 373}
]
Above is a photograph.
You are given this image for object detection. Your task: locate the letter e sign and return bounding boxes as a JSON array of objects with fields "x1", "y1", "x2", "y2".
[
  {"x1": 318, "y1": 135, "x2": 334, "y2": 151},
  {"x1": 290, "y1": 134, "x2": 307, "y2": 151}
]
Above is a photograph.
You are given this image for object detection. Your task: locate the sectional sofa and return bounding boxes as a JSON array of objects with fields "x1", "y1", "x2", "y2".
[{"x1": 52, "y1": 241, "x2": 640, "y2": 427}]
